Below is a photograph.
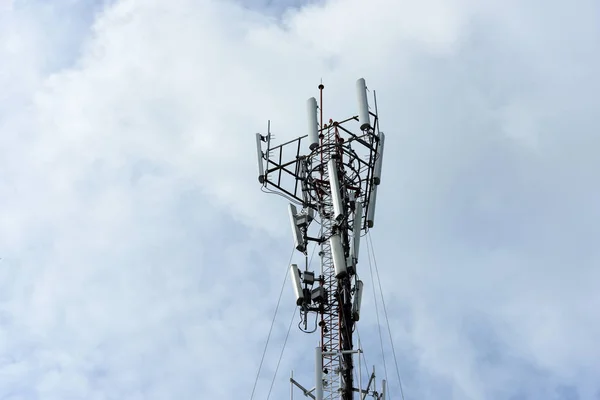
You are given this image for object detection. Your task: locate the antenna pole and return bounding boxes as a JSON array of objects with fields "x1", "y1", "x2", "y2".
[
  {"x1": 255, "y1": 78, "x2": 385, "y2": 399},
  {"x1": 319, "y1": 83, "x2": 324, "y2": 131}
]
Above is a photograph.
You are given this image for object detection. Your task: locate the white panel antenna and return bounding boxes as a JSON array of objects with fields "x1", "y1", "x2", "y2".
[
  {"x1": 352, "y1": 280, "x2": 364, "y2": 321},
  {"x1": 290, "y1": 264, "x2": 304, "y2": 306},
  {"x1": 307, "y1": 97, "x2": 320, "y2": 150},
  {"x1": 330, "y1": 233, "x2": 347, "y2": 278},
  {"x1": 328, "y1": 159, "x2": 344, "y2": 221},
  {"x1": 288, "y1": 204, "x2": 306, "y2": 252},
  {"x1": 373, "y1": 132, "x2": 385, "y2": 185},
  {"x1": 352, "y1": 202, "x2": 363, "y2": 261},
  {"x1": 367, "y1": 185, "x2": 378, "y2": 228},
  {"x1": 356, "y1": 78, "x2": 371, "y2": 131},
  {"x1": 255, "y1": 133, "x2": 265, "y2": 183}
]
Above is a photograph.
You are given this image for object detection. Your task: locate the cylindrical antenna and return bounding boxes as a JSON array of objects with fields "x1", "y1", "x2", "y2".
[
  {"x1": 356, "y1": 78, "x2": 371, "y2": 131},
  {"x1": 255, "y1": 133, "x2": 265, "y2": 183},
  {"x1": 315, "y1": 347, "x2": 323, "y2": 400},
  {"x1": 373, "y1": 132, "x2": 385, "y2": 185},
  {"x1": 288, "y1": 204, "x2": 306, "y2": 252},
  {"x1": 330, "y1": 233, "x2": 347, "y2": 278},
  {"x1": 381, "y1": 379, "x2": 387, "y2": 400},
  {"x1": 352, "y1": 202, "x2": 363, "y2": 261},
  {"x1": 307, "y1": 97, "x2": 319, "y2": 150},
  {"x1": 367, "y1": 185, "x2": 378, "y2": 228},
  {"x1": 352, "y1": 280, "x2": 364, "y2": 321},
  {"x1": 290, "y1": 264, "x2": 304, "y2": 306},
  {"x1": 327, "y1": 159, "x2": 344, "y2": 221}
]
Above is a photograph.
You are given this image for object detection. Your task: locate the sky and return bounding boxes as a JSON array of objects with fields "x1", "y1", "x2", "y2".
[{"x1": 0, "y1": 0, "x2": 599, "y2": 399}]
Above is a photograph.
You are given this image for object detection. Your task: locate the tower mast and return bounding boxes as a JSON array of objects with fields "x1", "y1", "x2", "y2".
[{"x1": 255, "y1": 79, "x2": 386, "y2": 400}]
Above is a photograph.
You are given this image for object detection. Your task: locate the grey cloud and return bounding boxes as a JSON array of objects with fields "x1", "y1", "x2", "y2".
[{"x1": 0, "y1": 0, "x2": 599, "y2": 399}]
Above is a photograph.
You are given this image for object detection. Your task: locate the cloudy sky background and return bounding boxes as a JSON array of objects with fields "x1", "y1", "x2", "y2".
[{"x1": 1, "y1": 0, "x2": 599, "y2": 399}]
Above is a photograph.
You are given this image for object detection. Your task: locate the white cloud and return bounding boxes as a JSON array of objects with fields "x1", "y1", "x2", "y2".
[{"x1": 0, "y1": 0, "x2": 599, "y2": 399}]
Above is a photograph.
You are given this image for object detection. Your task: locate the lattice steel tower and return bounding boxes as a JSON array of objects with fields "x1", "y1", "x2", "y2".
[{"x1": 255, "y1": 79, "x2": 386, "y2": 400}]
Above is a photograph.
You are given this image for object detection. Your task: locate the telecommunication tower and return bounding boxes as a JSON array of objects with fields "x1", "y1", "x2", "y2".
[{"x1": 255, "y1": 79, "x2": 386, "y2": 400}]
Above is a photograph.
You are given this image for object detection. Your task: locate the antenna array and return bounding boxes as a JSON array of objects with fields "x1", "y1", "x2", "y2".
[{"x1": 255, "y1": 79, "x2": 386, "y2": 400}]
